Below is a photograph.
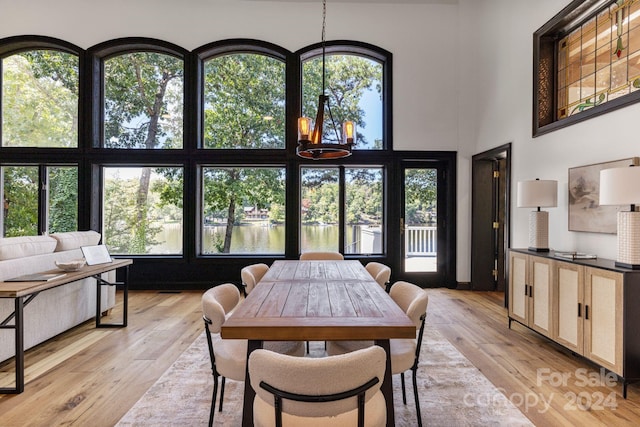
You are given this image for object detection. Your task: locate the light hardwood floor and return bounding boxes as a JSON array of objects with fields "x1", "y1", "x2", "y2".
[{"x1": 1, "y1": 288, "x2": 639, "y2": 426}]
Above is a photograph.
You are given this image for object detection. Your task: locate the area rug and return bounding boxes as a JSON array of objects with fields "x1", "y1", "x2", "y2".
[{"x1": 116, "y1": 324, "x2": 533, "y2": 426}]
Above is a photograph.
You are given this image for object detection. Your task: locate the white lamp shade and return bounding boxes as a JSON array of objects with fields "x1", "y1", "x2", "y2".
[
  {"x1": 599, "y1": 166, "x2": 640, "y2": 206},
  {"x1": 517, "y1": 180, "x2": 558, "y2": 208}
]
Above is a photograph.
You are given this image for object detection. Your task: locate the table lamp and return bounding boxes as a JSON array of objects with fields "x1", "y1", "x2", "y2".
[
  {"x1": 517, "y1": 179, "x2": 558, "y2": 252},
  {"x1": 599, "y1": 165, "x2": 640, "y2": 269}
]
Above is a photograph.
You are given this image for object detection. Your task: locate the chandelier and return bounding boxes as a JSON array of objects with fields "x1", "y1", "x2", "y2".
[{"x1": 297, "y1": 0, "x2": 355, "y2": 160}]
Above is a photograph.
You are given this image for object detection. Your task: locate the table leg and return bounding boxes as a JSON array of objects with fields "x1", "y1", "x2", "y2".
[
  {"x1": 0, "y1": 297, "x2": 24, "y2": 393},
  {"x1": 15, "y1": 297, "x2": 24, "y2": 393},
  {"x1": 242, "y1": 339, "x2": 263, "y2": 427},
  {"x1": 95, "y1": 265, "x2": 129, "y2": 328},
  {"x1": 376, "y1": 338, "x2": 395, "y2": 427}
]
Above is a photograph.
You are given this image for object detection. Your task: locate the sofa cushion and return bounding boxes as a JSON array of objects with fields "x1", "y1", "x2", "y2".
[
  {"x1": 50, "y1": 231, "x2": 101, "y2": 252},
  {"x1": 0, "y1": 235, "x2": 57, "y2": 260}
]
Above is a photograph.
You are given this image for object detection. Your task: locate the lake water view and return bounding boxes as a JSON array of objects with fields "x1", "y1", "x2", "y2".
[
  {"x1": 126, "y1": 222, "x2": 437, "y2": 272},
  {"x1": 151, "y1": 222, "x2": 353, "y2": 254}
]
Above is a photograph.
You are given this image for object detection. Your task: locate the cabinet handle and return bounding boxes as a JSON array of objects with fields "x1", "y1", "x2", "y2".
[
  {"x1": 585, "y1": 305, "x2": 589, "y2": 320},
  {"x1": 525, "y1": 285, "x2": 528, "y2": 296},
  {"x1": 578, "y1": 303, "x2": 581, "y2": 317},
  {"x1": 528, "y1": 285, "x2": 533, "y2": 298}
]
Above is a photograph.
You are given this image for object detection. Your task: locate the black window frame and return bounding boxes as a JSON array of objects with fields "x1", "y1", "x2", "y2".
[{"x1": 0, "y1": 35, "x2": 457, "y2": 289}]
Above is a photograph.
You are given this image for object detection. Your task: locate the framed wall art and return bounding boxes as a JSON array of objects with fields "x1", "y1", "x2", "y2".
[{"x1": 568, "y1": 157, "x2": 639, "y2": 233}]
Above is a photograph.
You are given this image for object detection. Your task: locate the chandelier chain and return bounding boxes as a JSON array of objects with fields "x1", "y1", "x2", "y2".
[{"x1": 322, "y1": 0, "x2": 327, "y2": 94}]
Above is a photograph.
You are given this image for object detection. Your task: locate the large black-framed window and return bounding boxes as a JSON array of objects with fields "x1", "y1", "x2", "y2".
[
  {"x1": 0, "y1": 35, "x2": 457, "y2": 289},
  {"x1": 534, "y1": 0, "x2": 640, "y2": 136},
  {"x1": 0, "y1": 36, "x2": 85, "y2": 236}
]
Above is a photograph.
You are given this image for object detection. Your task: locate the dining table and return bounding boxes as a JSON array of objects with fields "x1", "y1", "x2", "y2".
[{"x1": 221, "y1": 259, "x2": 416, "y2": 427}]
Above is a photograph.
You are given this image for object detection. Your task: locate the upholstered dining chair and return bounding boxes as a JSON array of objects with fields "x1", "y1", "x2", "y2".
[
  {"x1": 201, "y1": 283, "x2": 305, "y2": 427},
  {"x1": 240, "y1": 262, "x2": 269, "y2": 295},
  {"x1": 326, "y1": 281, "x2": 428, "y2": 427},
  {"x1": 365, "y1": 262, "x2": 392, "y2": 292},
  {"x1": 248, "y1": 345, "x2": 387, "y2": 427},
  {"x1": 299, "y1": 251, "x2": 344, "y2": 260}
]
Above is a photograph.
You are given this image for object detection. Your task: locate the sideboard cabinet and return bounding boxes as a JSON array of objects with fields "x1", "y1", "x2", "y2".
[{"x1": 508, "y1": 249, "x2": 640, "y2": 398}]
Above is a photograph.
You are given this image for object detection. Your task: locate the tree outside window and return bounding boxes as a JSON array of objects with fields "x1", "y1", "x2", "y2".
[
  {"x1": 1, "y1": 50, "x2": 78, "y2": 148},
  {"x1": 103, "y1": 167, "x2": 183, "y2": 255}
]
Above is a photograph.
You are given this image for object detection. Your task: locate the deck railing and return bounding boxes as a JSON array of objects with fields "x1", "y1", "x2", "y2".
[
  {"x1": 405, "y1": 226, "x2": 437, "y2": 256},
  {"x1": 347, "y1": 225, "x2": 437, "y2": 256}
]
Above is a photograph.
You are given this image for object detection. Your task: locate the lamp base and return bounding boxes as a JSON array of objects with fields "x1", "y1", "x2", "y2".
[
  {"x1": 616, "y1": 211, "x2": 640, "y2": 268},
  {"x1": 528, "y1": 210, "x2": 549, "y2": 252}
]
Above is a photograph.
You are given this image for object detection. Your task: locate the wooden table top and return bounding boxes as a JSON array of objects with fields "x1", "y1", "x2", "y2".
[
  {"x1": 0, "y1": 259, "x2": 132, "y2": 298},
  {"x1": 222, "y1": 260, "x2": 416, "y2": 341}
]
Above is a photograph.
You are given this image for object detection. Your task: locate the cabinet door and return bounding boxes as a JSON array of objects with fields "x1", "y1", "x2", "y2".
[
  {"x1": 584, "y1": 267, "x2": 623, "y2": 376},
  {"x1": 508, "y1": 252, "x2": 528, "y2": 324},
  {"x1": 529, "y1": 256, "x2": 553, "y2": 337},
  {"x1": 554, "y1": 261, "x2": 583, "y2": 354}
]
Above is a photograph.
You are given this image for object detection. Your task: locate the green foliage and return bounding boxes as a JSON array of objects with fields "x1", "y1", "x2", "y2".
[
  {"x1": 268, "y1": 203, "x2": 285, "y2": 224},
  {"x1": 2, "y1": 51, "x2": 78, "y2": 148},
  {"x1": 2, "y1": 167, "x2": 38, "y2": 236},
  {"x1": 210, "y1": 231, "x2": 225, "y2": 253},
  {"x1": 102, "y1": 169, "x2": 179, "y2": 254},
  {"x1": 303, "y1": 55, "x2": 382, "y2": 147},
  {"x1": 301, "y1": 168, "x2": 339, "y2": 224},
  {"x1": 1, "y1": 52, "x2": 79, "y2": 236},
  {"x1": 101, "y1": 52, "x2": 184, "y2": 252},
  {"x1": 300, "y1": 168, "x2": 383, "y2": 227},
  {"x1": 104, "y1": 52, "x2": 183, "y2": 149},
  {"x1": 404, "y1": 169, "x2": 437, "y2": 225},
  {"x1": 154, "y1": 167, "x2": 184, "y2": 210},
  {"x1": 346, "y1": 169, "x2": 382, "y2": 225},
  {"x1": 204, "y1": 54, "x2": 285, "y2": 149},
  {"x1": 48, "y1": 167, "x2": 78, "y2": 233}
]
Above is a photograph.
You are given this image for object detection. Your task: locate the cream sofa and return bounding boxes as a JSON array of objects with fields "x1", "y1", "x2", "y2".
[{"x1": 0, "y1": 231, "x2": 116, "y2": 363}]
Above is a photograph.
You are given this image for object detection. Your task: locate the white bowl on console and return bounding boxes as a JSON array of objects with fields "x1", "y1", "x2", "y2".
[{"x1": 55, "y1": 259, "x2": 86, "y2": 272}]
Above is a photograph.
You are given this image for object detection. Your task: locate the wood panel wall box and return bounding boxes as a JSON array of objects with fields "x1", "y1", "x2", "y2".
[{"x1": 508, "y1": 248, "x2": 640, "y2": 398}]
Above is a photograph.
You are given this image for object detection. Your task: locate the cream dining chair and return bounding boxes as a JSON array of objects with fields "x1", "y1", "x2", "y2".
[
  {"x1": 201, "y1": 283, "x2": 305, "y2": 427},
  {"x1": 299, "y1": 251, "x2": 344, "y2": 260},
  {"x1": 249, "y1": 345, "x2": 387, "y2": 427},
  {"x1": 326, "y1": 281, "x2": 428, "y2": 427},
  {"x1": 241, "y1": 262, "x2": 269, "y2": 295},
  {"x1": 365, "y1": 261, "x2": 392, "y2": 292}
]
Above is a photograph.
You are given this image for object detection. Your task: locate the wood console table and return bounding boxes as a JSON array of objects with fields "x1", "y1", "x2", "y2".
[
  {"x1": 508, "y1": 249, "x2": 640, "y2": 398},
  {"x1": 222, "y1": 260, "x2": 415, "y2": 427},
  {"x1": 0, "y1": 258, "x2": 132, "y2": 394}
]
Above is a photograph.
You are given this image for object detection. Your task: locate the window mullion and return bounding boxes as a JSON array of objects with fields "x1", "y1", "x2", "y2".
[{"x1": 38, "y1": 165, "x2": 48, "y2": 235}]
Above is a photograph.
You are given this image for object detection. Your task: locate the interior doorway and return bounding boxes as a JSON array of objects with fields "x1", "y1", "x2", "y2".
[{"x1": 471, "y1": 144, "x2": 511, "y2": 303}]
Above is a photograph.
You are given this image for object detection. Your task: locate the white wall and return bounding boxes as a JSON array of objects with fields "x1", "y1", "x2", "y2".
[{"x1": 458, "y1": 0, "x2": 640, "y2": 269}]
